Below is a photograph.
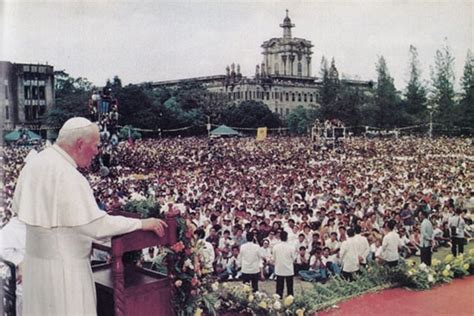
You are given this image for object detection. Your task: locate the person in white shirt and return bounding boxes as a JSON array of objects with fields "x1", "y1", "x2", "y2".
[
  {"x1": 448, "y1": 209, "x2": 466, "y2": 257},
  {"x1": 195, "y1": 228, "x2": 216, "y2": 274},
  {"x1": 353, "y1": 226, "x2": 370, "y2": 267},
  {"x1": 299, "y1": 248, "x2": 328, "y2": 282},
  {"x1": 294, "y1": 246, "x2": 310, "y2": 274},
  {"x1": 259, "y1": 239, "x2": 275, "y2": 279},
  {"x1": 272, "y1": 231, "x2": 296, "y2": 298},
  {"x1": 339, "y1": 228, "x2": 359, "y2": 281},
  {"x1": 238, "y1": 232, "x2": 262, "y2": 292},
  {"x1": 381, "y1": 220, "x2": 402, "y2": 267}
]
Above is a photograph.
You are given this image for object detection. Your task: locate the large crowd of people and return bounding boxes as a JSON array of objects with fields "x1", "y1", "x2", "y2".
[{"x1": 1, "y1": 135, "x2": 473, "y2": 289}]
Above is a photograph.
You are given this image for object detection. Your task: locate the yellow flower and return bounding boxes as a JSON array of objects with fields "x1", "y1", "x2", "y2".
[
  {"x1": 296, "y1": 309, "x2": 305, "y2": 316},
  {"x1": 406, "y1": 259, "x2": 415, "y2": 267},
  {"x1": 463, "y1": 264, "x2": 469, "y2": 270},
  {"x1": 243, "y1": 284, "x2": 252, "y2": 293},
  {"x1": 248, "y1": 295, "x2": 254, "y2": 302},
  {"x1": 194, "y1": 308, "x2": 203, "y2": 316},
  {"x1": 442, "y1": 270, "x2": 450, "y2": 277},
  {"x1": 284, "y1": 295, "x2": 294, "y2": 306},
  {"x1": 469, "y1": 249, "x2": 474, "y2": 256},
  {"x1": 258, "y1": 301, "x2": 267, "y2": 309},
  {"x1": 432, "y1": 259, "x2": 440, "y2": 266},
  {"x1": 444, "y1": 254, "x2": 454, "y2": 263},
  {"x1": 458, "y1": 254, "x2": 464, "y2": 260}
]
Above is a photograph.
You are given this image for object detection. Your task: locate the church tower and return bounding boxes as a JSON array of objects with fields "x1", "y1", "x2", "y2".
[{"x1": 261, "y1": 10, "x2": 313, "y2": 77}]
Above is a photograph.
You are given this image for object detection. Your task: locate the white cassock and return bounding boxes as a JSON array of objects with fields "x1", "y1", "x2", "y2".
[
  {"x1": 0, "y1": 217, "x2": 26, "y2": 316},
  {"x1": 13, "y1": 145, "x2": 142, "y2": 316}
]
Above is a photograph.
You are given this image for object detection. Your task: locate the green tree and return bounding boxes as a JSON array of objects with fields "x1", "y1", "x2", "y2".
[
  {"x1": 430, "y1": 44, "x2": 456, "y2": 128},
  {"x1": 221, "y1": 100, "x2": 281, "y2": 128},
  {"x1": 456, "y1": 49, "x2": 474, "y2": 132},
  {"x1": 105, "y1": 75, "x2": 123, "y2": 93},
  {"x1": 287, "y1": 105, "x2": 318, "y2": 135},
  {"x1": 336, "y1": 85, "x2": 365, "y2": 127},
  {"x1": 115, "y1": 85, "x2": 158, "y2": 130},
  {"x1": 45, "y1": 71, "x2": 92, "y2": 127},
  {"x1": 373, "y1": 56, "x2": 402, "y2": 128},
  {"x1": 319, "y1": 58, "x2": 341, "y2": 120},
  {"x1": 404, "y1": 45, "x2": 427, "y2": 123}
]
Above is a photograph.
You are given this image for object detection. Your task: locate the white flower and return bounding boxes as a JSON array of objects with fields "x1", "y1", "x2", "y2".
[
  {"x1": 445, "y1": 264, "x2": 451, "y2": 271},
  {"x1": 419, "y1": 263, "x2": 427, "y2": 271},
  {"x1": 273, "y1": 301, "x2": 282, "y2": 310},
  {"x1": 184, "y1": 259, "x2": 194, "y2": 269},
  {"x1": 273, "y1": 294, "x2": 281, "y2": 300},
  {"x1": 428, "y1": 275, "x2": 435, "y2": 283},
  {"x1": 211, "y1": 282, "x2": 219, "y2": 291}
]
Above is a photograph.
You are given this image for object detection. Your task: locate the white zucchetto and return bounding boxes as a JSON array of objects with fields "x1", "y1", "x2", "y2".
[{"x1": 58, "y1": 117, "x2": 93, "y2": 132}]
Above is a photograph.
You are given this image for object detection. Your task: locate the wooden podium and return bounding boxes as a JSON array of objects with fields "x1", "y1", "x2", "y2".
[{"x1": 92, "y1": 212, "x2": 178, "y2": 316}]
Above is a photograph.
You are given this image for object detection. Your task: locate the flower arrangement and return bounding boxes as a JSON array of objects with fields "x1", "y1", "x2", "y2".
[
  {"x1": 215, "y1": 283, "x2": 304, "y2": 315},
  {"x1": 403, "y1": 251, "x2": 472, "y2": 290},
  {"x1": 153, "y1": 216, "x2": 219, "y2": 316}
]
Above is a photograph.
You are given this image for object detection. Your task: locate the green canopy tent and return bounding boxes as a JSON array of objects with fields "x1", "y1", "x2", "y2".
[
  {"x1": 210, "y1": 125, "x2": 242, "y2": 137},
  {"x1": 4, "y1": 128, "x2": 42, "y2": 144}
]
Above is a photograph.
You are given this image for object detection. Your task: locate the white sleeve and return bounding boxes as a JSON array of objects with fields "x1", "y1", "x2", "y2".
[{"x1": 74, "y1": 214, "x2": 142, "y2": 240}]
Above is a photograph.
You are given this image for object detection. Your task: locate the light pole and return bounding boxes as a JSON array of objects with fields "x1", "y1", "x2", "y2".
[
  {"x1": 427, "y1": 105, "x2": 433, "y2": 138},
  {"x1": 206, "y1": 115, "x2": 211, "y2": 138}
]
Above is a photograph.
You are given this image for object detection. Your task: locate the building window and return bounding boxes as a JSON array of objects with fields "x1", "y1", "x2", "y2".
[
  {"x1": 298, "y1": 62, "x2": 302, "y2": 76},
  {"x1": 266, "y1": 92, "x2": 270, "y2": 100},
  {"x1": 39, "y1": 106, "x2": 46, "y2": 116},
  {"x1": 5, "y1": 85, "x2": 8, "y2": 99},
  {"x1": 32, "y1": 86, "x2": 38, "y2": 99},
  {"x1": 304, "y1": 94, "x2": 307, "y2": 102},
  {"x1": 310, "y1": 94, "x2": 313, "y2": 102},
  {"x1": 253, "y1": 91, "x2": 256, "y2": 99},
  {"x1": 5, "y1": 105, "x2": 9, "y2": 120},
  {"x1": 275, "y1": 107, "x2": 278, "y2": 113},
  {"x1": 280, "y1": 108, "x2": 283, "y2": 115},
  {"x1": 280, "y1": 93, "x2": 283, "y2": 102},
  {"x1": 39, "y1": 86, "x2": 46, "y2": 99},
  {"x1": 286, "y1": 108, "x2": 290, "y2": 115},
  {"x1": 286, "y1": 92, "x2": 289, "y2": 101},
  {"x1": 24, "y1": 86, "x2": 30, "y2": 99},
  {"x1": 298, "y1": 93, "x2": 302, "y2": 102},
  {"x1": 25, "y1": 107, "x2": 30, "y2": 120},
  {"x1": 245, "y1": 91, "x2": 248, "y2": 100},
  {"x1": 274, "y1": 63, "x2": 279, "y2": 75},
  {"x1": 292, "y1": 93, "x2": 295, "y2": 102}
]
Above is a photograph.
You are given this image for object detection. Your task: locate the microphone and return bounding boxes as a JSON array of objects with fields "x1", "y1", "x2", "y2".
[{"x1": 99, "y1": 165, "x2": 110, "y2": 177}]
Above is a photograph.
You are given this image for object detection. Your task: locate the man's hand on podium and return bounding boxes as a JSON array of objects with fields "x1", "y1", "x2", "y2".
[{"x1": 141, "y1": 218, "x2": 168, "y2": 237}]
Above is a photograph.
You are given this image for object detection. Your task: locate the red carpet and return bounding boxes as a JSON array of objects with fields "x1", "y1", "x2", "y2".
[{"x1": 319, "y1": 277, "x2": 474, "y2": 316}]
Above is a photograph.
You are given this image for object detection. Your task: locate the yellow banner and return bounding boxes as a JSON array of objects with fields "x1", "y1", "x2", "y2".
[{"x1": 256, "y1": 127, "x2": 267, "y2": 141}]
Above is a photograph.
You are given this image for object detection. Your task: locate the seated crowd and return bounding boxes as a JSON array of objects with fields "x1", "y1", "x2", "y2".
[{"x1": 1, "y1": 136, "x2": 473, "y2": 284}]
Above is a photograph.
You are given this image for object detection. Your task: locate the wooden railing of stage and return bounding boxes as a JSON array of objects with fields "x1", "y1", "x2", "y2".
[{"x1": 92, "y1": 211, "x2": 178, "y2": 316}]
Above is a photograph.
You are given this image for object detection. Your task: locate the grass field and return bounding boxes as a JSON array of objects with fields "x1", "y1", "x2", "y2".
[{"x1": 229, "y1": 242, "x2": 474, "y2": 296}]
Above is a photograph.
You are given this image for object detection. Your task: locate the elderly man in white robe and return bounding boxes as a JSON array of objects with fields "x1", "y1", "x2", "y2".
[{"x1": 12, "y1": 117, "x2": 168, "y2": 316}]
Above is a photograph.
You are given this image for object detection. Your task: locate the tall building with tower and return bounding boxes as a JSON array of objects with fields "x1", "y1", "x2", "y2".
[{"x1": 151, "y1": 11, "x2": 372, "y2": 117}]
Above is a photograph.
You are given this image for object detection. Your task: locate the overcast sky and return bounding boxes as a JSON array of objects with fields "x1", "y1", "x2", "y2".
[{"x1": 1, "y1": 0, "x2": 472, "y2": 90}]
